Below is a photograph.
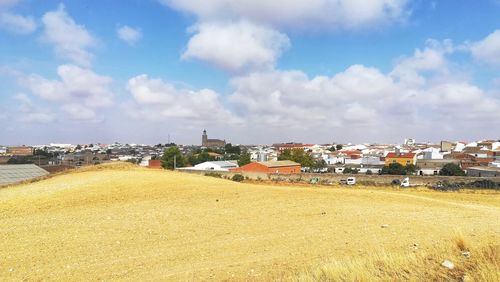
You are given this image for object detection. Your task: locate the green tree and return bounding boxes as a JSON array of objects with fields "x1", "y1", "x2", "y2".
[
  {"x1": 161, "y1": 146, "x2": 185, "y2": 169},
  {"x1": 238, "y1": 152, "x2": 251, "y2": 167},
  {"x1": 336, "y1": 144, "x2": 343, "y2": 151},
  {"x1": 439, "y1": 163, "x2": 465, "y2": 176},
  {"x1": 329, "y1": 146, "x2": 336, "y2": 151},
  {"x1": 278, "y1": 149, "x2": 292, "y2": 161},
  {"x1": 224, "y1": 143, "x2": 241, "y2": 155},
  {"x1": 381, "y1": 163, "x2": 407, "y2": 175},
  {"x1": 7, "y1": 156, "x2": 33, "y2": 164},
  {"x1": 343, "y1": 167, "x2": 359, "y2": 174},
  {"x1": 279, "y1": 149, "x2": 315, "y2": 167},
  {"x1": 405, "y1": 164, "x2": 418, "y2": 175},
  {"x1": 312, "y1": 159, "x2": 327, "y2": 169}
]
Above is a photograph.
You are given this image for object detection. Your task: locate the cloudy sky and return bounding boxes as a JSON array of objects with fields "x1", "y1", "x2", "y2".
[{"x1": 1, "y1": 0, "x2": 499, "y2": 145}]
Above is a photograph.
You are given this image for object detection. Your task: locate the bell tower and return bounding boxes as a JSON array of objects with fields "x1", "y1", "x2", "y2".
[{"x1": 202, "y1": 129, "x2": 208, "y2": 146}]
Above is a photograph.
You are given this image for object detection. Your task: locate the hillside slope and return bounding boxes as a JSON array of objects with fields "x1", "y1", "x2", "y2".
[{"x1": 1, "y1": 164, "x2": 499, "y2": 280}]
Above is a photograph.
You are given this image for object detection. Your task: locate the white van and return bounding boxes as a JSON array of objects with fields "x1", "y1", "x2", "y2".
[
  {"x1": 401, "y1": 177, "x2": 410, "y2": 187},
  {"x1": 347, "y1": 177, "x2": 356, "y2": 185}
]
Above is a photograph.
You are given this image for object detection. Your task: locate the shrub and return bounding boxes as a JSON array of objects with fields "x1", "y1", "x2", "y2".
[
  {"x1": 232, "y1": 174, "x2": 245, "y2": 182},
  {"x1": 439, "y1": 163, "x2": 466, "y2": 176},
  {"x1": 205, "y1": 172, "x2": 222, "y2": 178}
]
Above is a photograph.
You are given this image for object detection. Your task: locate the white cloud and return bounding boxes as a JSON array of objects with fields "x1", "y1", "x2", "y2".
[
  {"x1": 182, "y1": 20, "x2": 289, "y2": 72},
  {"x1": 164, "y1": 0, "x2": 409, "y2": 73},
  {"x1": 470, "y1": 30, "x2": 500, "y2": 66},
  {"x1": 229, "y1": 65, "x2": 398, "y2": 129},
  {"x1": 227, "y1": 57, "x2": 500, "y2": 140},
  {"x1": 0, "y1": 12, "x2": 37, "y2": 33},
  {"x1": 117, "y1": 25, "x2": 142, "y2": 45},
  {"x1": 391, "y1": 40, "x2": 452, "y2": 86},
  {"x1": 21, "y1": 64, "x2": 113, "y2": 108},
  {"x1": 14, "y1": 93, "x2": 56, "y2": 123},
  {"x1": 41, "y1": 4, "x2": 96, "y2": 67},
  {"x1": 19, "y1": 112, "x2": 56, "y2": 123},
  {"x1": 126, "y1": 74, "x2": 241, "y2": 125},
  {"x1": 61, "y1": 103, "x2": 98, "y2": 121},
  {"x1": 161, "y1": 0, "x2": 409, "y2": 29}
]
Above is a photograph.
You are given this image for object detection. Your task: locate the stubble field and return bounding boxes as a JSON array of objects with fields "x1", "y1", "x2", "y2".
[{"x1": 0, "y1": 163, "x2": 498, "y2": 281}]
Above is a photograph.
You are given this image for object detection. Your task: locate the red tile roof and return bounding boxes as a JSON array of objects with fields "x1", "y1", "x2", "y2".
[{"x1": 386, "y1": 152, "x2": 416, "y2": 159}]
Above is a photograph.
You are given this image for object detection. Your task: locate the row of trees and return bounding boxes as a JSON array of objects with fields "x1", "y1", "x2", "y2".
[
  {"x1": 160, "y1": 144, "x2": 250, "y2": 170},
  {"x1": 380, "y1": 163, "x2": 418, "y2": 175},
  {"x1": 379, "y1": 163, "x2": 465, "y2": 176},
  {"x1": 159, "y1": 145, "x2": 467, "y2": 177},
  {"x1": 278, "y1": 149, "x2": 326, "y2": 169}
]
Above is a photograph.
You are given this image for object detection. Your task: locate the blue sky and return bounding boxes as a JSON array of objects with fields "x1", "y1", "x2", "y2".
[{"x1": 0, "y1": 0, "x2": 499, "y2": 145}]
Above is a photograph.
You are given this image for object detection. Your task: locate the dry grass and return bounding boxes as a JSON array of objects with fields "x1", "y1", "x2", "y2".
[
  {"x1": 290, "y1": 238, "x2": 499, "y2": 281},
  {"x1": 0, "y1": 164, "x2": 498, "y2": 280}
]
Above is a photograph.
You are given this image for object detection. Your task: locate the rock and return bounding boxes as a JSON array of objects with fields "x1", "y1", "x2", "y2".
[
  {"x1": 381, "y1": 224, "x2": 389, "y2": 228},
  {"x1": 413, "y1": 243, "x2": 419, "y2": 247},
  {"x1": 462, "y1": 251, "x2": 471, "y2": 258},
  {"x1": 441, "y1": 260, "x2": 455, "y2": 270}
]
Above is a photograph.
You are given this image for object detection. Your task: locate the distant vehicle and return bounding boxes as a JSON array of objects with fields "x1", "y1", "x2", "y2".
[
  {"x1": 401, "y1": 177, "x2": 410, "y2": 187},
  {"x1": 310, "y1": 177, "x2": 320, "y2": 184},
  {"x1": 347, "y1": 177, "x2": 356, "y2": 185},
  {"x1": 339, "y1": 179, "x2": 348, "y2": 185}
]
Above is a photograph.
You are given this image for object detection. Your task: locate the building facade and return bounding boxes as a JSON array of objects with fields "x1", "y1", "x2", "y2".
[
  {"x1": 201, "y1": 130, "x2": 226, "y2": 148},
  {"x1": 230, "y1": 160, "x2": 301, "y2": 174},
  {"x1": 7, "y1": 146, "x2": 33, "y2": 156},
  {"x1": 385, "y1": 152, "x2": 417, "y2": 166}
]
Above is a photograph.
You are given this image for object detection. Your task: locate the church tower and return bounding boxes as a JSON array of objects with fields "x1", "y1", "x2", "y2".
[{"x1": 202, "y1": 129, "x2": 208, "y2": 146}]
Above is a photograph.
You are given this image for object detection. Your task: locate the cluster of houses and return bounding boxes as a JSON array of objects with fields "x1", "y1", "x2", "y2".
[
  {"x1": 177, "y1": 138, "x2": 500, "y2": 177},
  {"x1": 1, "y1": 137, "x2": 499, "y2": 186}
]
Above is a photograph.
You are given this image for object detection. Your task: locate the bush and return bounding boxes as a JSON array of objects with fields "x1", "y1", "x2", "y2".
[
  {"x1": 205, "y1": 172, "x2": 222, "y2": 178},
  {"x1": 439, "y1": 163, "x2": 465, "y2": 176},
  {"x1": 232, "y1": 174, "x2": 245, "y2": 182},
  {"x1": 366, "y1": 170, "x2": 373, "y2": 175}
]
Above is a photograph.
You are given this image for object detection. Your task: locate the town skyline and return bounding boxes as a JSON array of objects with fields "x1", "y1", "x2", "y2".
[{"x1": 1, "y1": 1, "x2": 500, "y2": 145}]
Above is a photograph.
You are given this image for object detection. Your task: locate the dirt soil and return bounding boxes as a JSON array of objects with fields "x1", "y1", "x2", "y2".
[{"x1": 1, "y1": 165, "x2": 499, "y2": 280}]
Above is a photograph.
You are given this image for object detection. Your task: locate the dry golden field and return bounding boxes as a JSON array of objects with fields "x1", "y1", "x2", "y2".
[{"x1": 0, "y1": 163, "x2": 499, "y2": 281}]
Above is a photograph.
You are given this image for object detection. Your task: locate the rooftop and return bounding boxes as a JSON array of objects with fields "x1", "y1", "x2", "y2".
[
  {"x1": 386, "y1": 152, "x2": 416, "y2": 158},
  {"x1": 259, "y1": 160, "x2": 300, "y2": 167},
  {"x1": 0, "y1": 164, "x2": 49, "y2": 186}
]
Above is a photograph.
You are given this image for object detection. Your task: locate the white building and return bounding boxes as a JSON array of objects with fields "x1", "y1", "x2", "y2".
[
  {"x1": 191, "y1": 161, "x2": 238, "y2": 171},
  {"x1": 404, "y1": 138, "x2": 416, "y2": 146},
  {"x1": 325, "y1": 156, "x2": 344, "y2": 165},
  {"x1": 454, "y1": 142, "x2": 466, "y2": 152},
  {"x1": 418, "y1": 147, "x2": 444, "y2": 160}
]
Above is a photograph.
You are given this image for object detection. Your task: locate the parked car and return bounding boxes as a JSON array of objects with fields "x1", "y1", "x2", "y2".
[
  {"x1": 347, "y1": 177, "x2": 356, "y2": 185},
  {"x1": 400, "y1": 177, "x2": 410, "y2": 187}
]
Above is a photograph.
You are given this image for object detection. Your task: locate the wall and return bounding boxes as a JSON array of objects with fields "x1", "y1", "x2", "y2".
[
  {"x1": 148, "y1": 160, "x2": 162, "y2": 169},
  {"x1": 178, "y1": 169, "x2": 500, "y2": 186},
  {"x1": 385, "y1": 156, "x2": 416, "y2": 166},
  {"x1": 231, "y1": 162, "x2": 300, "y2": 174}
]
